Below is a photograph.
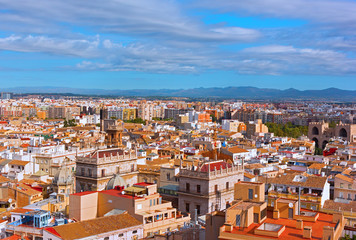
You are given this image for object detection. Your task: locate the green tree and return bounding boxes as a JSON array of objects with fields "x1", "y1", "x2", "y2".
[
  {"x1": 266, "y1": 122, "x2": 308, "y2": 138},
  {"x1": 314, "y1": 147, "x2": 323, "y2": 155},
  {"x1": 210, "y1": 114, "x2": 217, "y2": 122},
  {"x1": 329, "y1": 121, "x2": 337, "y2": 128},
  {"x1": 124, "y1": 118, "x2": 146, "y2": 124}
]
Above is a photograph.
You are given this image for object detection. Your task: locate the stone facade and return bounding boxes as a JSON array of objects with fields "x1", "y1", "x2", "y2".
[
  {"x1": 75, "y1": 148, "x2": 138, "y2": 192},
  {"x1": 178, "y1": 160, "x2": 244, "y2": 219},
  {"x1": 308, "y1": 121, "x2": 356, "y2": 149}
]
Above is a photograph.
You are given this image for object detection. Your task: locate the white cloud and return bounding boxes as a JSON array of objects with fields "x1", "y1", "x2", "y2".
[
  {"x1": 0, "y1": 0, "x2": 260, "y2": 44},
  {"x1": 0, "y1": 35, "x2": 100, "y2": 58},
  {"x1": 0, "y1": 0, "x2": 355, "y2": 78},
  {"x1": 196, "y1": 0, "x2": 356, "y2": 25}
]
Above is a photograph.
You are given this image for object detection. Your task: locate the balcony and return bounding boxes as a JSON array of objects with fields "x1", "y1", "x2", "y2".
[
  {"x1": 268, "y1": 191, "x2": 321, "y2": 203},
  {"x1": 6, "y1": 225, "x2": 43, "y2": 236},
  {"x1": 143, "y1": 212, "x2": 190, "y2": 230}
]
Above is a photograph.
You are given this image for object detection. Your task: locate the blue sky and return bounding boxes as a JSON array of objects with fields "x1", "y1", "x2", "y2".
[{"x1": 0, "y1": 0, "x2": 356, "y2": 90}]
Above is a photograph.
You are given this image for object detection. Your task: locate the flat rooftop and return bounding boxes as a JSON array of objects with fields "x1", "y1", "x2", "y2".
[{"x1": 223, "y1": 210, "x2": 336, "y2": 240}]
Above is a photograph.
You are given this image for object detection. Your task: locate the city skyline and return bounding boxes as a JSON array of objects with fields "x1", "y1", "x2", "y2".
[{"x1": 1, "y1": 0, "x2": 356, "y2": 90}]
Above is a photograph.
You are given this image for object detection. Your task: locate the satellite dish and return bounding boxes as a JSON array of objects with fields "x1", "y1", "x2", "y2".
[
  {"x1": 289, "y1": 203, "x2": 293, "y2": 208},
  {"x1": 254, "y1": 194, "x2": 258, "y2": 198},
  {"x1": 8, "y1": 198, "x2": 12, "y2": 203}
]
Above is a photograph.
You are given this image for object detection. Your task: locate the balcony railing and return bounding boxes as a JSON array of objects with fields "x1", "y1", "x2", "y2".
[{"x1": 268, "y1": 191, "x2": 321, "y2": 202}]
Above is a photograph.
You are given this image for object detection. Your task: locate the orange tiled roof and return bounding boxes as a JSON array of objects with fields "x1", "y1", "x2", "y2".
[
  {"x1": 335, "y1": 174, "x2": 354, "y2": 183},
  {"x1": 45, "y1": 212, "x2": 142, "y2": 240},
  {"x1": 9, "y1": 160, "x2": 30, "y2": 166},
  {"x1": 225, "y1": 146, "x2": 249, "y2": 154},
  {"x1": 0, "y1": 174, "x2": 11, "y2": 183},
  {"x1": 308, "y1": 163, "x2": 326, "y2": 170}
]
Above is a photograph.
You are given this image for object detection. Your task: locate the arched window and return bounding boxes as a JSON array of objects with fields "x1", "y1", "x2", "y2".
[
  {"x1": 339, "y1": 128, "x2": 347, "y2": 138},
  {"x1": 312, "y1": 127, "x2": 319, "y2": 135}
]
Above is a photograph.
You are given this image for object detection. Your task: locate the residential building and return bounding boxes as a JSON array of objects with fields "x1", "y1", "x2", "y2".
[
  {"x1": 123, "y1": 108, "x2": 137, "y2": 120},
  {"x1": 5, "y1": 209, "x2": 66, "y2": 239},
  {"x1": 178, "y1": 159, "x2": 244, "y2": 219},
  {"x1": 75, "y1": 148, "x2": 139, "y2": 192},
  {"x1": 218, "y1": 181, "x2": 346, "y2": 240},
  {"x1": 245, "y1": 119, "x2": 269, "y2": 138},
  {"x1": 334, "y1": 169, "x2": 356, "y2": 201},
  {"x1": 69, "y1": 183, "x2": 190, "y2": 237},
  {"x1": 265, "y1": 173, "x2": 330, "y2": 211}
]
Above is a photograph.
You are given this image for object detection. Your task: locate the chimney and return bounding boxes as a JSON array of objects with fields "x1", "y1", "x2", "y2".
[
  {"x1": 296, "y1": 219, "x2": 303, "y2": 230},
  {"x1": 332, "y1": 212, "x2": 343, "y2": 224},
  {"x1": 303, "y1": 226, "x2": 312, "y2": 239},
  {"x1": 224, "y1": 223, "x2": 233, "y2": 232},
  {"x1": 274, "y1": 198, "x2": 279, "y2": 210},
  {"x1": 273, "y1": 209, "x2": 280, "y2": 219},
  {"x1": 322, "y1": 226, "x2": 334, "y2": 240}
]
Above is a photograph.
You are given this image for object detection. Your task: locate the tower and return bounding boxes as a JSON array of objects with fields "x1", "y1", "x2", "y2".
[{"x1": 105, "y1": 120, "x2": 123, "y2": 148}]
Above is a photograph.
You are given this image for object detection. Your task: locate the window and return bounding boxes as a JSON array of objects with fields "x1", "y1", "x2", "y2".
[
  {"x1": 340, "y1": 183, "x2": 344, "y2": 188},
  {"x1": 119, "y1": 233, "x2": 124, "y2": 237},
  {"x1": 101, "y1": 169, "x2": 105, "y2": 177},
  {"x1": 254, "y1": 213, "x2": 259, "y2": 223},
  {"x1": 132, "y1": 230, "x2": 137, "y2": 234},
  {"x1": 186, "y1": 203, "x2": 190, "y2": 212},
  {"x1": 248, "y1": 189, "x2": 253, "y2": 200},
  {"x1": 236, "y1": 215, "x2": 241, "y2": 227},
  {"x1": 348, "y1": 184, "x2": 352, "y2": 189},
  {"x1": 104, "y1": 237, "x2": 109, "y2": 240},
  {"x1": 197, "y1": 185, "x2": 201, "y2": 193},
  {"x1": 226, "y1": 182, "x2": 229, "y2": 189},
  {"x1": 88, "y1": 169, "x2": 92, "y2": 177},
  {"x1": 137, "y1": 204, "x2": 142, "y2": 210},
  {"x1": 117, "y1": 167, "x2": 120, "y2": 173},
  {"x1": 150, "y1": 199, "x2": 152, "y2": 206},
  {"x1": 167, "y1": 173, "x2": 171, "y2": 181},
  {"x1": 339, "y1": 192, "x2": 344, "y2": 198},
  {"x1": 348, "y1": 193, "x2": 352, "y2": 200},
  {"x1": 261, "y1": 208, "x2": 267, "y2": 219},
  {"x1": 81, "y1": 168, "x2": 85, "y2": 176},
  {"x1": 186, "y1": 183, "x2": 190, "y2": 192},
  {"x1": 215, "y1": 185, "x2": 218, "y2": 193}
]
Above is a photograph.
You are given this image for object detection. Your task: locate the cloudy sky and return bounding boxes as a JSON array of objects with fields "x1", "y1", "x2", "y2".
[{"x1": 0, "y1": 0, "x2": 355, "y2": 90}]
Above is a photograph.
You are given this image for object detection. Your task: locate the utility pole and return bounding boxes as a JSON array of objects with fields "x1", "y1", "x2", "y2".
[{"x1": 298, "y1": 185, "x2": 301, "y2": 215}]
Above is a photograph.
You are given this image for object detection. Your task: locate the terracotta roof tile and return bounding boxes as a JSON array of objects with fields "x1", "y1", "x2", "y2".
[{"x1": 45, "y1": 212, "x2": 142, "y2": 240}]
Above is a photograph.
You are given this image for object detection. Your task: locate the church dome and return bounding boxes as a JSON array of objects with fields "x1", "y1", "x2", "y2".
[
  {"x1": 106, "y1": 174, "x2": 126, "y2": 190},
  {"x1": 53, "y1": 167, "x2": 74, "y2": 186}
]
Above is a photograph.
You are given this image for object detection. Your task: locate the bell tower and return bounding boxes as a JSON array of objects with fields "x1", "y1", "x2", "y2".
[{"x1": 105, "y1": 120, "x2": 123, "y2": 147}]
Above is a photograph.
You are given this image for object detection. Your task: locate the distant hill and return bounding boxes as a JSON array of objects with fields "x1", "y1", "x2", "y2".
[{"x1": 2, "y1": 86, "x2": 355, "y2": 101}]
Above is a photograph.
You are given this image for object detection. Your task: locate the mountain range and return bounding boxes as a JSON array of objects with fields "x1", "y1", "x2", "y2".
[{"x1": 2, "y1": 86, "x2": 355, "y2": 101}]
